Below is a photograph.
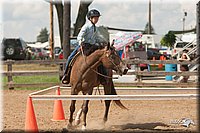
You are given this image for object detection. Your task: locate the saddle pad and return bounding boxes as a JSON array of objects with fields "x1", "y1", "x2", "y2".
[{"x1": 69, "y1": 51, "x2": 81, "y2": 67}]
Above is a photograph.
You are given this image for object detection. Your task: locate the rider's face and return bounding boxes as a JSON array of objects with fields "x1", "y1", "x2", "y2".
[{"x1": 90, "y1": 16, "x2": 99, "y2": 24}]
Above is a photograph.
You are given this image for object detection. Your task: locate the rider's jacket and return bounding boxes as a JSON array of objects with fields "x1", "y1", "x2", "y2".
[{"x1": 77, "y1": 21, "x2": 98, "y2": 45}]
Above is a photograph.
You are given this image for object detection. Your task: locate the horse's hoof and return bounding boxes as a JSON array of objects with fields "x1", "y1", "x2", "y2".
[
  {"x1": 82, "y1": 125, "x2": 86, "y2": 130},
  {"x1": 103, "y1": 118, "x2": 107, "y2": 123},
  {"x1": 75, "y1": 119, "x2": 81, "y2": 126},
  {"x1": 67, "y1": 123, "x2": 73, "y2": 129},
  {"x1": 62, "y1": 128, "x2": 69, "y2": 132}
]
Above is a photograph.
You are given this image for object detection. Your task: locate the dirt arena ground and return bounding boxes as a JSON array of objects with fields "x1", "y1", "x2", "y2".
[{"x1": 2, "y1": 88, "x2": 199, "y2": 132}]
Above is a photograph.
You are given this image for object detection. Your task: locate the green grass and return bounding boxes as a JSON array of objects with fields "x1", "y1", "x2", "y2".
[
  {"x1": 2, "y1": 64, "x2": 61, "y2": 90},
  {"x1": 13, "y1": 75, "x2": 59, "y2": 83},
  {"x1": 2, "y1": 75, "x2": 60, "y2": 90}
]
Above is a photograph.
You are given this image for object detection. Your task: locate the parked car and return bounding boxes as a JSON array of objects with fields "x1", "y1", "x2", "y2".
[
  {"x1": 54, "y1": 47, "x2": 63, "y2": 59},
  {"x1": 139, "y1": 50, "x2": 171, "y2": 71},
  {"x1": 34, "y1": 47, "x2": 49, "y2": 60},
  {"x1": 147, "y1": 50, "x2": 170, "y2": 60},
  {"x1": 147, "y1": 50, "x2": 161, "y2": 60},
  {"x1": 172, "y1": 34, "x2": 196, "y2": 59},
  {"x1": 2, "y1": 38, "x2": 30, "y2": 60}
]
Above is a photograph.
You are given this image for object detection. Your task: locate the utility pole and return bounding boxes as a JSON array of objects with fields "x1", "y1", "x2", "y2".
[
  {"x1": 148, "y1": 0, "x2": 151, "y2": 34},
  {"x1": 49, "y1": 1, "x2": 54, "y2": 59},
  {"x1": 182, "y1": 11, "x2": 187, "y2": 33}
]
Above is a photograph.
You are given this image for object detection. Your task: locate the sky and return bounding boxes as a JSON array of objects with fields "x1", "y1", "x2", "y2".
[{"x1": 0, "y1": 0, "x2": 199, "y2": 42}]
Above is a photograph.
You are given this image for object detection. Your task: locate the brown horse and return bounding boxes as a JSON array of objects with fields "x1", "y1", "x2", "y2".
[{"x1": 67, "y1": 43, "x2": 128, "y2": 130}]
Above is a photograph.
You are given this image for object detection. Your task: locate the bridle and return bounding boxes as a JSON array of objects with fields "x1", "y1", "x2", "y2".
[
  {"x1": 80, "y1": 44, "x2": 123, "y2": 79},
  {"x1": 105, "y1": 49, "x2": 124, "y2": 74}
]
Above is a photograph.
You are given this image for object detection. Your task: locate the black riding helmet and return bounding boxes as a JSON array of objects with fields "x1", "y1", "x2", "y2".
[{"x1": 87, "y1": 9, "x2": 101, "y2": 20}]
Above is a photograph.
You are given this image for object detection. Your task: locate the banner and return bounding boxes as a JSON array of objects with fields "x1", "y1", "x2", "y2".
[{"x1": 113, "y1": 32, "x2": 142, "y2": 50}]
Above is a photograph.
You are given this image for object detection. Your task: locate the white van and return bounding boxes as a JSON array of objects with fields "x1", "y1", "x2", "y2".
[{"x1": 172, "y1": 34, "x2": 196, "y2": 58}]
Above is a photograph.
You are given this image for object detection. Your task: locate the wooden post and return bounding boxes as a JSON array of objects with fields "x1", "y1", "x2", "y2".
[
  {"x1": 50, "y1": 1, "x2": 54, "y2": 59},
  {"x1": 7, "y1": 61, "x2": 14, "y2": 90}
]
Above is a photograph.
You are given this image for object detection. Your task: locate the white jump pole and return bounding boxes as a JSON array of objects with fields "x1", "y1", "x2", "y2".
[{"x1": 30, "y1": 94, "x2": 198, "y2": 101}]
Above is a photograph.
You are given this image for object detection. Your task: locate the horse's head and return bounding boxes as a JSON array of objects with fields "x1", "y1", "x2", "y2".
[{"x1": 100, "y1": 43, "x2": 128, "y2": 76}]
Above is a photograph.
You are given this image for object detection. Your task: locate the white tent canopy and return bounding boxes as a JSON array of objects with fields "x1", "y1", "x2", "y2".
[{"x1": 27, "y1": 41, "x2": 49, "y2": 48}]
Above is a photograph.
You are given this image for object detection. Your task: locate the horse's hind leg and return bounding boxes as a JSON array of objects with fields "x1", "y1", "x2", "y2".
[
  {"x1": 74, "y1": 108, "x2": 82, "y2": 126},
  {"x1": 103, "y1": 81, "x2": 112, "y2": 123}
]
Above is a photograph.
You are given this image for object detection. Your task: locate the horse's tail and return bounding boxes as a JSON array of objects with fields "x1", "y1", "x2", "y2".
[{"x1": 110, "y1": 82, "x2": 128, "y2": 110}]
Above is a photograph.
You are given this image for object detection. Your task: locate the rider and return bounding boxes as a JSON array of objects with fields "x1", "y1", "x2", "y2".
[{"x1": 62, "y1": 9, "x2": 102, "y2": 84}]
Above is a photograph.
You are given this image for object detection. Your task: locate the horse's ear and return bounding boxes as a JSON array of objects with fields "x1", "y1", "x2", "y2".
[
  {"x1": 106, "y1": 42, "x2": 110, "y2": 50},
  {"x1": 111, "y1": 39, "x2": 115, "y2": 47}
]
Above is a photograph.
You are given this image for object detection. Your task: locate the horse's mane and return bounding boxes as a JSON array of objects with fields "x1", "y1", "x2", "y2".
[{"x1": 82, "y1": 43, "x2": 106, "y2": 56}]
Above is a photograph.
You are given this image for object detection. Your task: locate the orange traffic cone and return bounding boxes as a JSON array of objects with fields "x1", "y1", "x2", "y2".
[
  {"x1": 25, "y1": 97, "x2": 38, "y2": 132},
  {"x1": 51, "y1": 87, "x2": 66, "y2": 121}
]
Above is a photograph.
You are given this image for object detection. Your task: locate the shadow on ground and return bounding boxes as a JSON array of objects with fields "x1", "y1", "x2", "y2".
[{"x1": 2, "y1": 122, "x2": 197, "y2": 133}]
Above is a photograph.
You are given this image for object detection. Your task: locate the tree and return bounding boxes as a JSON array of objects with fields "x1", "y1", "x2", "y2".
[
  {"x1": 36, "y1": 27, "x2": 49, "y2": 43},
  {"x1": 54, "y1": 0, "x2": 93, "y2": 48},
  {"x1": 73, "y1": 0, "x2": 93, "y2": 36},
  {"x1": 143, "y1": 22, "x2": 155, "y2": 34},
  {"x1": 160, "y1": 31, "x2": 176, "y2": 48},
  {"x1": 63, "y1": 1, "x2": 71, "y2": 59}
]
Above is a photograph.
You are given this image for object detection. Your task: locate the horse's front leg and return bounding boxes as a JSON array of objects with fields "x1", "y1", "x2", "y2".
[
  {"x1": 82, "y1": 99, "x2": 89, "y2": 130},
  {"x1": 68, "y1": 100, "x2": 76, "y2": 127},
  {"x1": 103, "y1": 100, "x2": 111, "y2": 123},
  {"x1": 68, "y1": 89, "x2": 78, "y2": 129},
  {"x1": 81, "y1": 90, "x2": 93, "y2": 130}
]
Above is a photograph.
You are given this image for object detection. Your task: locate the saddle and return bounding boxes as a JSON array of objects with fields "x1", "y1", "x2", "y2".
[{"x1": 62, "y1": 52, "x2": 81, "y2": 84}]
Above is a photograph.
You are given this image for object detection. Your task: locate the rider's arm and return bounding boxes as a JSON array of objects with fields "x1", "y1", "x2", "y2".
[
  {"x1": 77, "y1": 24, "x2": 88, "y2": 45},
  {"x1": 184, "y1": 53, "x2": 190, "y2": 61}
]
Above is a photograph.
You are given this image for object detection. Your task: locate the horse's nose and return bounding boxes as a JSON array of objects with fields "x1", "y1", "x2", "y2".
[{"x1": 123, "y1": 68, "x2": 128, "y2": 75}]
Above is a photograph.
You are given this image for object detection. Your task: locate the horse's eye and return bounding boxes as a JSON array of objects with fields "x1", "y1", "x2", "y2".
[{"x1": 111, "y1": 55, "x2": 116, "y2": 59}]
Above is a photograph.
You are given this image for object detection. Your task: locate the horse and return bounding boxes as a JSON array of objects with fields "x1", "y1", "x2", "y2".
[{"x1": 67, "y1": 43, "x2": 128, "y2": 130}]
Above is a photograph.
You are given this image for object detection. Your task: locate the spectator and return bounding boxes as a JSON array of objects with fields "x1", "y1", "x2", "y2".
[
  {"x1": 177, "y1": 49, "x2": 190, "y2": 82},
  {"x1": 121, "y1": 45, "x2": 131, "y2": 69},
  {"x1": 121, "y1": 45, "x2": 131, "y2": 59}
]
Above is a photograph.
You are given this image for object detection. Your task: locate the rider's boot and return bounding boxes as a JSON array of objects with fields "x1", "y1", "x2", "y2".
[
  {"x1": 61, "y1": 67, "x2": 71, "y2": 84},
  {"x1": 61, "y1": 74, "x2": 70, "y2": 84}
]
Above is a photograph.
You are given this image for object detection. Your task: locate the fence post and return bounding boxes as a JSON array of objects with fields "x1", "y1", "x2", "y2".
[{"x1": 7, "y1": 60, "x2": 14, "y2": 90}]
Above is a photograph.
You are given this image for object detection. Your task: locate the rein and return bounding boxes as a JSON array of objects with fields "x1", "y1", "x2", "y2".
[
  {"x1": 80, "y1": 44, "x2": 119, "y2": 79},
  {"x1": 106, "y1": 51, "x2": 123, "y2": 74}
]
